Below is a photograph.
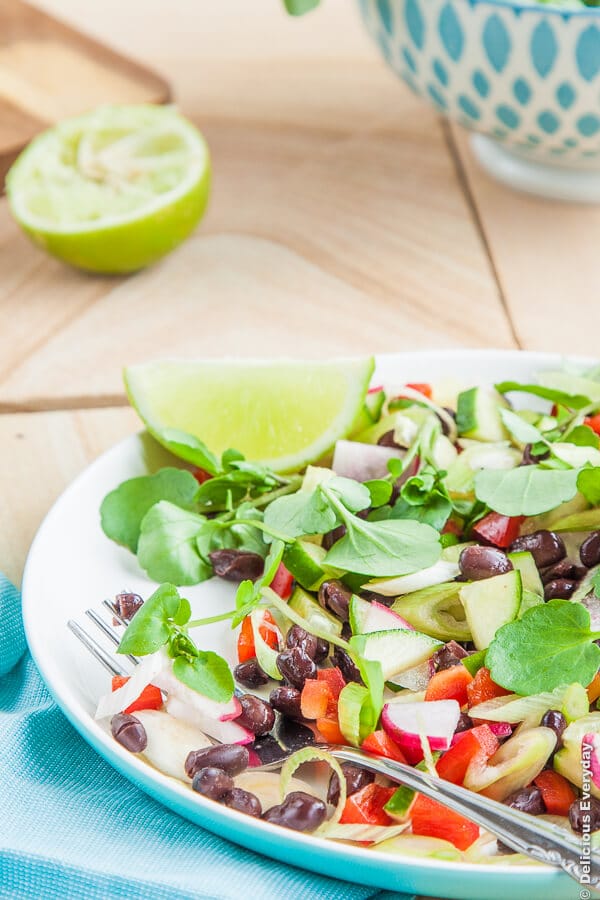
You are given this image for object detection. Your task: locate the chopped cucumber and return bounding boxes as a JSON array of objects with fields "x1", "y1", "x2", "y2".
[
  {"x1": 288, "y1": 586, "x2": 342, "y2": 637},
  {"x1": 392, "y1": 582, "x2": 471, "y2": 642},
  {"x1": 441, "y1": 541, "x2": 475, "y2": 564},
  {"x1": 459, "y1": 570, "x2": 522, "y2": 651},
  {"x1": 349, "y1": 594, "x2": 371, "y2": 634},
  {"x1": 508, "y1": 551, "x2": 544, "y2": 597},
  {"x1": 283, "y1": 540, "x2": 341, "y2": 590},
  {"x1": 349, "y1": 629, "x2": 441, "y2": 680},
  {"x1": 384, "y1": 785, "x2": 416, "y2": 822},
  {"x1": 462, "y1": 648, "x2": 487, "y2": 677},
  {"x1": 456, "y1": 387, "x2": 508, "y2": 443}
]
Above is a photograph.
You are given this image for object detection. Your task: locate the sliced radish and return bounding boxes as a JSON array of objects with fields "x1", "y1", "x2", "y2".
[
  {"x1": 363, "y1": 601, "x2": 414, "y2": 633},
  {"x1": 95, "y1": 651, "x2": 165, "y2": 719},
  {"x1": 153, "y1": 666, "x2": 241, "y2": 722},
  {"x1": 365, "y1": 560, "x2": 460, "y2": 597},
  {"x1": 332, "y1": 440, "x2": 402, "y2": 482},
  {"x1": 487, "y1": 722, "x2": 513, "y2": 739},
  {"x1": 584, "y1": 733, "x2": 600, "y2": 790},
  {"x1": 382, "y1": 699, "x2": 460, "y2": 755},
  {"x1": 166, "y1": 697, "x2": 254, "y2": 745}
]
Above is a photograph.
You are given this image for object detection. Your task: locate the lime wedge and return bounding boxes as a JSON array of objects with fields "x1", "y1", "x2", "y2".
[
  {"x1": 6, "y1": 104, "x2": 210, "y2": 274},
  {"x1": 125, "y1": 358, "x2": 375, "y2": 473}
]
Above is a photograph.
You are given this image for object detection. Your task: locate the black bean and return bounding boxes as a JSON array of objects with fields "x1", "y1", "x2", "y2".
[
  {"x1": 114, "y1": 592, "x2": 143, "y2": 621},
  {"x1": 569, "y1": 796, "x2": 600, "y2": 833},
  {"x1": 318, "y1": 580, "x2": 352, "y2": 622},
  {"x1": 269, "y1": 686, "x2": 303, "y2": 720},
  {"x1": 192, "y1": 767, "x2": 234, "y2": 801},
  {"x1": 208, "y1": 549, "x2": 264, "y2": 581},
  {"x1": 314, "y1": 636, "x2": 330, "y2": 663},
  {"x1": 540, "y1": 709, "x2": 567, "y2": 750},
  {"x1": 580, "y1": 531, "x2": 600, "y2": 568},
  {"x1": 509, "y1": 531, "x2": 566, "y2": 568},
  {"x1": 276, "y1": 717, "x2": 315, "y2": 752},
  {"x1": 434, "y1": 641, "x2": 469, "y2": 671},
  {"x1": 322, "y1": 525, "x2": 346, "y2": 551},
  {"x1": 505, "y1": 786, "x2": 546, "y2": 816},
  {"x1": 377, "y1": 430, "x2": 402, "y2": 449},
  {"x1": 185, "y1": 744, "x2": 249, "y2": 779},
  {"x1": 223, "y1": 787, "x2": 262, "y2": 818},
  {"x1": 459, "y1": 545, "x2": 513, "y2": 581},
  {"x1": 252, "y1": 735, "x2": 288, "y2": 765},
  {"x1": 544, "y1": 579, "x2": 577, "y2": 600},
  {"x1": 332, "y1": 647, "x2": 363, "y2": 685},
  {"x1": 454, "y1": 713, "x2": 473, "y2": 734},
  {"x1": 262, "y1": 791, "x2": 327, "y2": 832},
  {"x1": 541, "y1": 559, "x2": 578, "y2": 584},
  {"x1": 286, "y1": 625, "x2": 319, "y2": 660},
  {"x1": 276, "y1": 647, "x2": 316, "y2": 689},
  {"x1": 237, "y1": 694, "x2": 275, "y2": 736},
  {"x1": 327, "y1": 763, "x2": 374, "y2": 806},
  {"x1": 439, "y1": 408, "x2": 456, "y2": 438},
  {"x1": 110, "y1": 713, "x2": 147, "y2": 753},
  {"x1": 234, "y1": 658, "x2": 269, "y2": 688}
]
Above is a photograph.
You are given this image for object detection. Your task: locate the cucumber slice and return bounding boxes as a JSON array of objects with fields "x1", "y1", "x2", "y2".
[
  {"x1": 392, "y1": 582, "x2": 471, "y2": 642},
  {"x1": 365, "y1": 388, "x2": 385, "y2": 421},
  {"x1": 508, "y1": 551, "x2": 544, "y2": 596},
  {"x1": 456, "y1": 387, "x2": 508, "y2": 443},
  {"x1": 350, "y1": 629, "x2": 441, "y2": 680},
  {"x1": 283, "y1": 540, "x2": 341, "y2": 590},
  {"x1": 288, "y1": 586, "x2": 342, "y2": 637},
  {"x1": 349, "y1": 594, "x2": 371, "y2": 634},
  {"x1": 459, "y1": 570, "x2": 522, "y2": 650},
  {"x1": 441, "y1": 541, "x2": 476, "y2": 564}
]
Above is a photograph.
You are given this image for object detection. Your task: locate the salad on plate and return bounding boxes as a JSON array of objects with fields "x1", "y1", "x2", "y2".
[{"x1": 93, "y1": 356, "x2": 600, "y2": 863}]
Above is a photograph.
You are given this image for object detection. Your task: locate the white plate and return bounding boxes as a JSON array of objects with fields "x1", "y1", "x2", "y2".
[{"x1": 22, "y1": 350, "x2": 589, "y2": 900}]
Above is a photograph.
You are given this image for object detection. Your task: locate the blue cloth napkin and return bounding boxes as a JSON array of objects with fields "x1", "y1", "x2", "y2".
[{"x1": 0, "y1": 574, "x2": 415, "y2": 900}]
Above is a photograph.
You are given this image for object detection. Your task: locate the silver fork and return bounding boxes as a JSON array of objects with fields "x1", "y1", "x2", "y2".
[{"x1": 69, "y1": 603, "x2": 598, "y2": 888}]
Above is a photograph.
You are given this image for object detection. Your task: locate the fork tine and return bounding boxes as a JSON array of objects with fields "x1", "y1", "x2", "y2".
[
  {"x1": 102, "y1": 598, "x2": 128, "y2": 628},
  {"x1": 85, "y1": 609, "x2": 138, "y2": 666},
  {"x1": 67, "y1": 620, "x2": 129, "y2": 677}
]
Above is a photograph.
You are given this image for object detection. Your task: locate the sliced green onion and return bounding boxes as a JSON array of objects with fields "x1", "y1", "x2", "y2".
[
  {"x1": 280, "y1": 747, "x2": 347, "y2": 830},
  {"x1": 322, "y1": 822, "x2": 409, "y2": 843},
  {"x1": 263, "y1": 587, "x2": 351, "y2": 652},
  {"x1": 250, "y1": 609, "x2": 282, "y2": 681}
]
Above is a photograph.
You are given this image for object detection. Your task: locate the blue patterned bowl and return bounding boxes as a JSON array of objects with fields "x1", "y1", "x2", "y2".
[{"x1": 358, "y1": 0, "x2": 600, "y2": 201}]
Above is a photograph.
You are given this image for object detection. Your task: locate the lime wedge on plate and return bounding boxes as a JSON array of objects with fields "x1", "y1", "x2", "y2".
[
  {"x1": 125, "y1": 357, "x2": 375, "y2": 472},
  {"x1": 6, "y1": 104, "x2": 210, "y2": 273}
]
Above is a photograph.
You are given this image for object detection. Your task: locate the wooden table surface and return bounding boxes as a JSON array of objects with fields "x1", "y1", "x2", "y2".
[{"x1": 1, "y1": 2, "x2": 598, "y2": 897}]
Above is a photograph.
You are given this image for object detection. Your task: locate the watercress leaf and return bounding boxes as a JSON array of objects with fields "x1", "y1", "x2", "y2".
[
  {"x1": 283, "y1": 0, "x2": 320, "y2": 14},
  {"x1": 391, "y1": 492, "x2": 452, "y2": 531},
  {"x1": 400, "y1": 471, "x2": 436, "y2": 506},
  {"x1": 499, "y1": 408, "x2": 544, "y2": 446},
  {"x1": 100, "y1": 467, "x2": 199, "y2": 553},
  {"x1": 264, "y1": 490, "x2": 334, "y2": 538},
  {"x1": 138, "y1": 501, "x2": 212, "y2": 586},
  {"x1": 172, "y1": 652, "x2": 234, "y2": 702},
  {"x1": 172, "y1": 596, "x2": 192, "y2": 626},
  {"x1": 118, "y1": 582, "x2": 181, "y2": 655},
  {"x1": 566, "y1": 425, "x2": 599, "y2": 448},
  {"x1": 221, "y1": 448, "x2": 245, "y2": 470},
  {"x1": 474, "y1": 466, "x2": 579, "y2": 516},
  {"x1": 157, "y1": 428, "x2": 220, "y2": 474},
  {"x1": 486, "y1": 599, "x2": 600, "y2": 695},
  {"x1": 551, "y1": 444, "x2": 600, "y2": 468},
  {"x1": 195, "y1": 471, "x2": 265, "y2": 511},
  {"x1": 303, "y1": 489, "x2": 338, "y2": 533},
  {"x1": 387, "y1": 458, "x2": 404, "y2": 479},
  {"x1": 494, "y1": 381, "x2": 591, "y2": 410},
  {"x1": 326, "y1": 476, "x2": 371, "y2": 514},
  {"x1": 364, "y1": 479, "x2": 393, "y2": 508},
  {"x1": 577, "y1": 467, "x2": 600, "y2": 506},
  {"x1": 235, "y1": 579, "x2": 255, "y2": 612},
  {"x1": 324, "y1": 516, "x2": 441, "y2": 576}
]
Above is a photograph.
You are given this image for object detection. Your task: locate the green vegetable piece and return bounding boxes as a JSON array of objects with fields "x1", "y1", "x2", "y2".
[
  {"x1": 283, "y1": 0, "x2": 319, "y2": 14},
  {"x1": 474, "y1": 465, "x2": 579, "y2": 517},
  {"x1": 172, "y1": 652, "x2": 234, "y2": 703},
  {"x1": 456, "y1": 386, "x2": 508, "y2": 442},
  {"x1": 486, "y1": 599, "x2": 600, "y2": 695},
  {"x1": 118, "y1": 582, "x2": 186, "y2": 656},
  {"x1": 100, "y1": 467, "x2": 199, "y2": 552},
  {"x1": 518, "y1": 590, "x2": 544, "y2": 618},
  {"x1": 495, "y1": 380, "x2": 592, "y2": 410},
  {"x1": 349, "y1": 629, "x2": 441, "y2": 681},
  {"x1": 499, "y1": 408, "x2": 544, "y2": 447},
  {"x1": 157, "y1": 428, "x2": 220, "y2": 473},
  {"x1": 566, "y1": 425, "x2": 599, "y2": 449},
  {"x1": 364, "y1": 479, "x2": 393, "y2": 508},
  {"x1": 508, "y1": 551, "x2": 544, "y2": 597},
  {"x1": 392, "y1": 582, "x2": 471, "y2": 642},
  {"x1": 137, "y1": 501, "x2": 211, "y2": 586},
  {"x1": 577, "y1": 467, "x2": 600, "y2": 506},
  {"x1": 459, "y1": 570, "x2": 522, "y2": 651},
  {"x1": 384, "y1": 785, "x2": 416, "y2": 822},
  {"x1": 288, "y1": 586, "x2": 343, "y2": 637},
  {"x1": 462, "y1": 649, "x2": 487, "y2": 677}
]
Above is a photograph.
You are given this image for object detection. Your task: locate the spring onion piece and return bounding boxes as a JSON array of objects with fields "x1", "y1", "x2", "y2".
[
  {"x1": 337, "y1": 682, "x2": 372, "y2": 747},
  {"x1": 250, "y1": 609, "x2": 283, "y2": 680},
  {"x1": 279, "y1": 747, "x2": 347, "y2": 830},
  {"x1": 323, "y1": 822, "x2": 409, "y2": 843},
  {"x1": 468, "y1": 683, "x2": 588, "y2": 725},
  {"x1": 263, "y1": 587, "x2": 351, "y2": 652}
]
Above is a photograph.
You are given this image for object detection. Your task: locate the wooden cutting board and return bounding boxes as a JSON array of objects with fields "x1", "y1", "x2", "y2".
[{"x1": 0, "y1": 0, "x2": 170, "y2": 187}]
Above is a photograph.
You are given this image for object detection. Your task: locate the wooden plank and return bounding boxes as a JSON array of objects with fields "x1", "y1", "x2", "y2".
[{"x1": 452, "y1": 128, "x2": 600, "y2": 353}]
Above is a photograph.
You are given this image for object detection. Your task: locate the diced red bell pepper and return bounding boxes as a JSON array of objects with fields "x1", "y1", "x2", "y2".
[
  {"x1": 270, "y1": 562, "x2": 294, "y2": 600},
  {"x1": 405, "y1": 383, "x2": 433, "y2": 399},
  {"x1": 368, "y1": 385, "x2": 384, "y2": 394},
  {"x1": 301, "y1": 679, "x2": 334, "y2": 720},
  {"x1": 441, "y1": 517, "x2": 463, "y2": 537},
  {"x1": 584, "y1": 415, "x2": 600, "y2": 436},
  {"x1": 471, "y1": 513, "x2": 524, "y2": 549},
  {"x1": 534, "y1": 770, "x2": 577, "y2": 816},
  {"x1": 340, "y1": 782, "x2": 396, "y2": 826},
  {"x1": 425, "y1": 665, "x2": 473, "y2": 707},
  {"x1": 237, "y1": 610, "x2": 278, "y2": 663},
  {"x1": 317, "y1": 667, "x2": 346, "y2": 700},
  {"x1": 111, "y1": 675, "x2": 163, "y2": 714},
  {"x1": 467, "y1": 667, "x2": 511, "y2": 709},
  {"x1": 361, "y1": 729, "x2": 407, "y2": 764},
  {"x1": 436, "y1": 725, "x2": 499, "y2": 785},
  {"x1": 587, "y1": 671, "x2": 600, "y2": 704},
  {"x1": 316, "y1": 716, "x2": 346, "y2": 744},
  {"x1": 191, "y1": 467, "x2": 213, "y2": 485},
  {"x1": 411, "y1": 794, "x2": 479, "y2": 850}
]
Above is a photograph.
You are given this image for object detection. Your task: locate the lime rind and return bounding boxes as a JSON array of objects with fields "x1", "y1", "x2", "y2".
[{"x1": 124, "y1": 357, "x2": 375, "y2": 473}]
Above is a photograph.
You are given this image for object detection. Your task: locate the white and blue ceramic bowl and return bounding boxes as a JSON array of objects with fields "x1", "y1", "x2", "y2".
[{"x1": 358, "y1": 0, "x2": 600, "y2": 201}]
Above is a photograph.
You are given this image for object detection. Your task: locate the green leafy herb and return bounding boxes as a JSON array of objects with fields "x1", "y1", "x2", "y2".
[
  {"x1": 474, "y1": 465, "x2": 579, "y2": 516},
  {"x1": 196, "y1": 504, "x2": 267, "y2": 561},
  {"x1": 363, "y1": 479, "x2": 393, "y2": 508},
  {"x1": 486, "y1": 599, "x2": 600, "y2": 694},
  {"x1": 100, "y1": 468, "x2": 199, "y2": 552},
  {"x1": 389, "y1": 466, "x2": 452, "y2": 531},
  {"x1": 172, "y1": 653, "x2": 234, "y2": 702},
  {"x1": 592, "y1": 570, "x2": 600, "y2": 599},
  {"x1": 499, "y1": 408, "x2": 545, "y2": 446},
  {"x1": 495, "y1": 381, "x2": 592, "y2": 411},
  {"x1": 577, "y1": 467, "x2": 600, "y2": 506},
  {"x1": 119, "y1": 583, "x2": 185, "y2": 655},
  {"x1": 137, "y1": 501, "x2": 211, "y2": 585},
  {"x1": 230, "y1": 539, "x2": 286, "y2": 627},
  {"x1": 565, "y1": 425, "x2": 599, "y2": 449},
  {"x1": 157, "y1": 428, "x2": 220, "y2": 473}
]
